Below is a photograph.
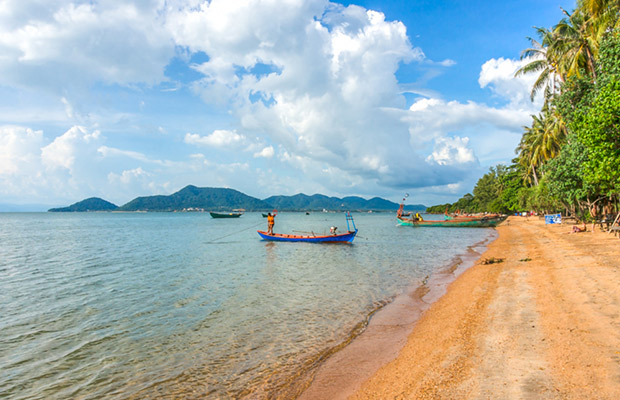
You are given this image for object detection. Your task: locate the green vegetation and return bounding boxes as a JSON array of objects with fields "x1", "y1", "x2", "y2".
[
  {"x1": 118, "y1": 185, "x2": 273, "y2": 211},
  {"x1": 50, "y1": 186, "x2": 425, "y2": 212},
  {"x1": 49, "y1": 197, "x2": 118, "y2": 212},
  {"x1": 428, "y1": 1, "x2": 620, "y2": 221},
  {"x1": 264, "y1": 193, "x2": 425, "y2": 211}
]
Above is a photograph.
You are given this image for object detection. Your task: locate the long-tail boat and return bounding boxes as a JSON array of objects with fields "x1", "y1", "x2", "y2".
[
  {"x1": 397, "y1": 215, "x2": 506, "y2": 227},
  {"x1": 258, "y1": 212, "x2": 357, "y2": 243},
  {"x1": 396, "y1": 197, "x2": 506, "y2": 227},
  {"x1": 210, "y1": 209, "x2": 244, "y2": 218}
]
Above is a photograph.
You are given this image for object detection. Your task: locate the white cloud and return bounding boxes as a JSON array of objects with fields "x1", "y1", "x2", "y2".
[
  {"x1": 41, "y1": 126, "x2": 101, "y2": 170},
  {"x1": 0, "y1": 125, "x2": 103, "y2": 203},
  {"x1": 400, "y1": 56, "x2": 542, "y2": 169},
  {"x1": 0, "y1": 0, "x2": 174, "y2": 92},
  {"x1": 0, "y1": 123, "x2": 271, "y2": 205},
  {"x1": 184, "y1": 129, "x2": 246, "y2": 148},
  {"x1": 427, "y1": 136, "x2": 476, "y2": 166},
  {"x1": 98, "y1": 146, "x2": 148, "y2": 162},
  {"x1": 108, "y1": 167, "x2": 150, "y2": 185},
  {"x1": 0, "y1": 1, "x2": 546, "y2": 205},
  {"x1": 479, "y1": 57, "x2": 544, "y2": 109},
  {"x1": 0, "y1": 125, "x2": 45, "y2": 175},
  {"x1": 254, "y1": 145, "x2": 274, "y2": 158}
]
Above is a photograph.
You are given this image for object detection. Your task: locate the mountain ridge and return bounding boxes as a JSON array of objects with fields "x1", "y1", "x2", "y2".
[
  {"x1": 47, "y1": 185, "x2": 426, "y2": 212},
  {"x1": 48, "y1": 197, "x2": 119, "y2": 212}
]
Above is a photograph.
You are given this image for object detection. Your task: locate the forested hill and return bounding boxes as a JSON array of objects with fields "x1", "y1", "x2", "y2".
[
  {"x1": 48, "y1": 197, "x2": 119, "y2": 212},
  {"x1": 264, "y1": 193, "x2": 425, "y2": 211},
  {"x1": 48, "y1": 186, "x2": 427, "y2": 212},
  {"x1": 117, "y1": 185, "x2": 272, "y2": 211}
]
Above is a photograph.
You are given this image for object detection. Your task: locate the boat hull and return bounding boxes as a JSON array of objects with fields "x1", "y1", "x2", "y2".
[
  {"x1": 257, "y1": 230, "x2": 357, "y2": 243},
  {"x1": 210, "y1": 212, "x2": 243, "y2": 218},
  {"x1": 397, "y1": 216, "x2": 506, "y2": 227}
]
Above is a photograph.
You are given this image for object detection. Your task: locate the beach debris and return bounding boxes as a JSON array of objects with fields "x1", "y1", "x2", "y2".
[
  {"x1": 481, "y1": 257, "x2": 504, "y2": 265},
  {"x1": 519, "y1": 258, "x2": 532, "y2": 262}
]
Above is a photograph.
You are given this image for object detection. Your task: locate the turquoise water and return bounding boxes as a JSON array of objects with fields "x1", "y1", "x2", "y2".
[{"x1": 0, "y1": 212, "x2": 493, "y2": 399}]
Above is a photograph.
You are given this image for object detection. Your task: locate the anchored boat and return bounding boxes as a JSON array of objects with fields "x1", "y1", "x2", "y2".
[
  {"x1": 397, "y1": 215, "x2": 506, "y2": 227},
  {"x1": 396, "y1": 196, "x2": 506, "y2": 227},
  {"x1": 258, "y1": 212, "x2": 357, "y2": 243},
  {"x1": 210, "y1": 210, "x2": 244, "y2": 218}
]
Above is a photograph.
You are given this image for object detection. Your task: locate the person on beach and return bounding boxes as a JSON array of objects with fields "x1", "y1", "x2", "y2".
[
  {"x1": 590, "y1": 203, "x2": 598, "y2": 232},
  {"x1": 569, "y1": 222, "x2": 587, "y2": 233},
  {"x1": 267, "y1": 212, "x2": 275, "y2": 234}
]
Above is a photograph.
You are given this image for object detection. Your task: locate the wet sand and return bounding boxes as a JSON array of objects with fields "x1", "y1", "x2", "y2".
[{"x1": 300, "y1": 216, "x2": 620, "y2": 399}]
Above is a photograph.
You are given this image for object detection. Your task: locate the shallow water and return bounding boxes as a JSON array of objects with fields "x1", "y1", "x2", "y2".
[{"x1": 0, "y1": 212, "x2": 493, "y2": 399}]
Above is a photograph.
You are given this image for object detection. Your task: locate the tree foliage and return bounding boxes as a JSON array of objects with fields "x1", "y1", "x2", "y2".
[{"x1": 428, "y1": 11, "x2": 620, "y2": 218}]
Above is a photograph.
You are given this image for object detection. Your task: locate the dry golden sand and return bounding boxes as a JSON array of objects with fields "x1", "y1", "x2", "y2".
[{"x1": 300, "y1": 216, "x2": 620, "y2": 399}]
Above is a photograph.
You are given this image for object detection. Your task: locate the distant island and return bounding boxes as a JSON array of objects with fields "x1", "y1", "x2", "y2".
[
  {"x1": 48, "y1": 197, "x2": 119, "y2": 212},
  {"x1": 48, "y1": 185, "x2": 426, "y2": 213}
]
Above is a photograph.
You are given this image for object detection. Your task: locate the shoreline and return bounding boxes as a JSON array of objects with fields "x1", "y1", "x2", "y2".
[
  {"x1": 347, "y1": 216, "x2": 620, "y2": 399},
  {"x1": 296, "y1": 229, "x2": 498, "y2": 399}
]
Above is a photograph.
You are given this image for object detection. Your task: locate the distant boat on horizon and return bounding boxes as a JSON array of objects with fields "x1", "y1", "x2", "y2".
[{"x1": 210, "y1": 210, "x2": 244, "y2": 218}]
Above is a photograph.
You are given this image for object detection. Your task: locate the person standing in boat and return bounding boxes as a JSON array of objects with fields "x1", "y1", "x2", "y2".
[{"x1": 267, "y1": 212, "x2": 275, "y2": 234}]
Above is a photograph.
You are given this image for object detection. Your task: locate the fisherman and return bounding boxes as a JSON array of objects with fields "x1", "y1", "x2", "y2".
[
  {"x1": 415, "y1": 212, "x2": 423, "y2": 221},
  {"x1": 267, "y1": 212, "x2": 275, "y2": 234}
]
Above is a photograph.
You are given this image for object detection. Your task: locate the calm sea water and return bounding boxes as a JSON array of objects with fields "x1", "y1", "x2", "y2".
[{"x1": 0, "y1": 212, "x2": 493, "y2": 399}]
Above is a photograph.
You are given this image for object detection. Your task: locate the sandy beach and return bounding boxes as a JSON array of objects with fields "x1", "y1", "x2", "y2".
[{"x1": 299, "y1": 216, "x2": 620, "y2": 399}]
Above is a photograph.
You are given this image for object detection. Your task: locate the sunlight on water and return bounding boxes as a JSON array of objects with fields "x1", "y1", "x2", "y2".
[{"x1": 0, "y1": 212, "x2": 492, "y2": 399}]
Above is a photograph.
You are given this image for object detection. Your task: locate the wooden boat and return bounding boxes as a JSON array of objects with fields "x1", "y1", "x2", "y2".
[
  {"x1": 258, "y1": 212, "x2": 357, "y2": 243},
  {"x1": 210, "y1": 211, "x2": 243, "y2": 218},
  {"x1": 444, "y1": 213, "x2": 502, "y2": 221},
  {"x1": 396, "y1": 195, "x2": 505, "y2": 227},
  {"x1": 257, "y1": 230, "x2": 357, "y2": 242},
  {"x1": 397, "y1": 215, "x2": 506, "y2": 227}
]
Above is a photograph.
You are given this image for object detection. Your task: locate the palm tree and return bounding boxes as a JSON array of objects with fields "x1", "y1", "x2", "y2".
[
  {"x1": 515, "y1": 27, "x2": 564, "y2": 101},
  {"x1": 579, "y1": 0, "x2": 620, "y2": 22},
  {"x1": 516, "y1": 6, "x2": 607, "y2": 100},
  {"x1": 516, "y1": 104, "x2": 567, "y2": 186},
  {"x1": 553, "y1": 8, "x2": 599, "y2": 79},
  {"x1": 518, "y1": 115, "x2": 544, "y2": 186}
]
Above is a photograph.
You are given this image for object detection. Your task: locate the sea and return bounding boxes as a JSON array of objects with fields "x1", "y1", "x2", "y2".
[{"x1": 0, "y1": 211, "x2": 495, "y2": 399}]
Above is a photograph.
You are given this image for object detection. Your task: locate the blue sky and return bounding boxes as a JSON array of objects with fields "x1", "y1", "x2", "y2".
[{"x1": 0, "y1": 0, "x2": 574, "y2": 210}]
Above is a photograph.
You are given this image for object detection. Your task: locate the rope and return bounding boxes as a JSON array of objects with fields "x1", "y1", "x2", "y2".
[{"x1": 206, "y1": 221, "x2": 265, "y2": 243}]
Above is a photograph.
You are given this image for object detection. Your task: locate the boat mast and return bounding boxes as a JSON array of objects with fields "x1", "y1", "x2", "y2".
[{"x1": 346, "y1": 211, "x2": 357, "y2": 232}]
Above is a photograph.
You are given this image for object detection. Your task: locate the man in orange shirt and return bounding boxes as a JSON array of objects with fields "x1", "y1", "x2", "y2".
[{"x1": 267, "y1": 212, "x2": 275, "y2": 234}]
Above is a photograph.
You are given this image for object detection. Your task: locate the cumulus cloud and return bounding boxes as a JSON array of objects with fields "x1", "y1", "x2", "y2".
[
  {"x1": 0, "y1": 123, "x2": 269, "y2": 205},
  {"x1": 108, "y1": 167, "x2": 151, "y2": 185},
  {"x1": 0, "y1": 125, "x2": 103, "y2": 202},
  {"x1": 166, "y1": 0, "x2": 541, "y2": 195},
  {"x1": 427, "y1": 137, "x2": 476, "y2": 166},
  {"x1": 479, "y1": 57, "x2": 544, "y2": 109},
  {"x1": 0, "y1": 0, "x2": 174, "y2": 92},
  {"x1": 0, "y1": 0, "x2": 543, "y2": 204},
  {"x1": 184, "y1": 129, "x2": 246, "y2": 148},
  {"x1": 0, "y1": 125, "x2": 45, "y2": 176},
  {"x1": 254, "y1": 146, "x2": 274, "y2": 158},
  {"x1": 41, "y1": 126, "x2": 101, "y2": 170}
]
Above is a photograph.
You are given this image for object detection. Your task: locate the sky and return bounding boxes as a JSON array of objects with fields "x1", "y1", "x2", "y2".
[{"x1": 0, "y1": 0, "x2": 576, "y2": 210}]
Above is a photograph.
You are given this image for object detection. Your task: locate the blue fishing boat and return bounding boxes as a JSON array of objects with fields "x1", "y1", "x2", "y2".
[{"x1": 257, "y1": 212, "x2": 357, "y2": 243}]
